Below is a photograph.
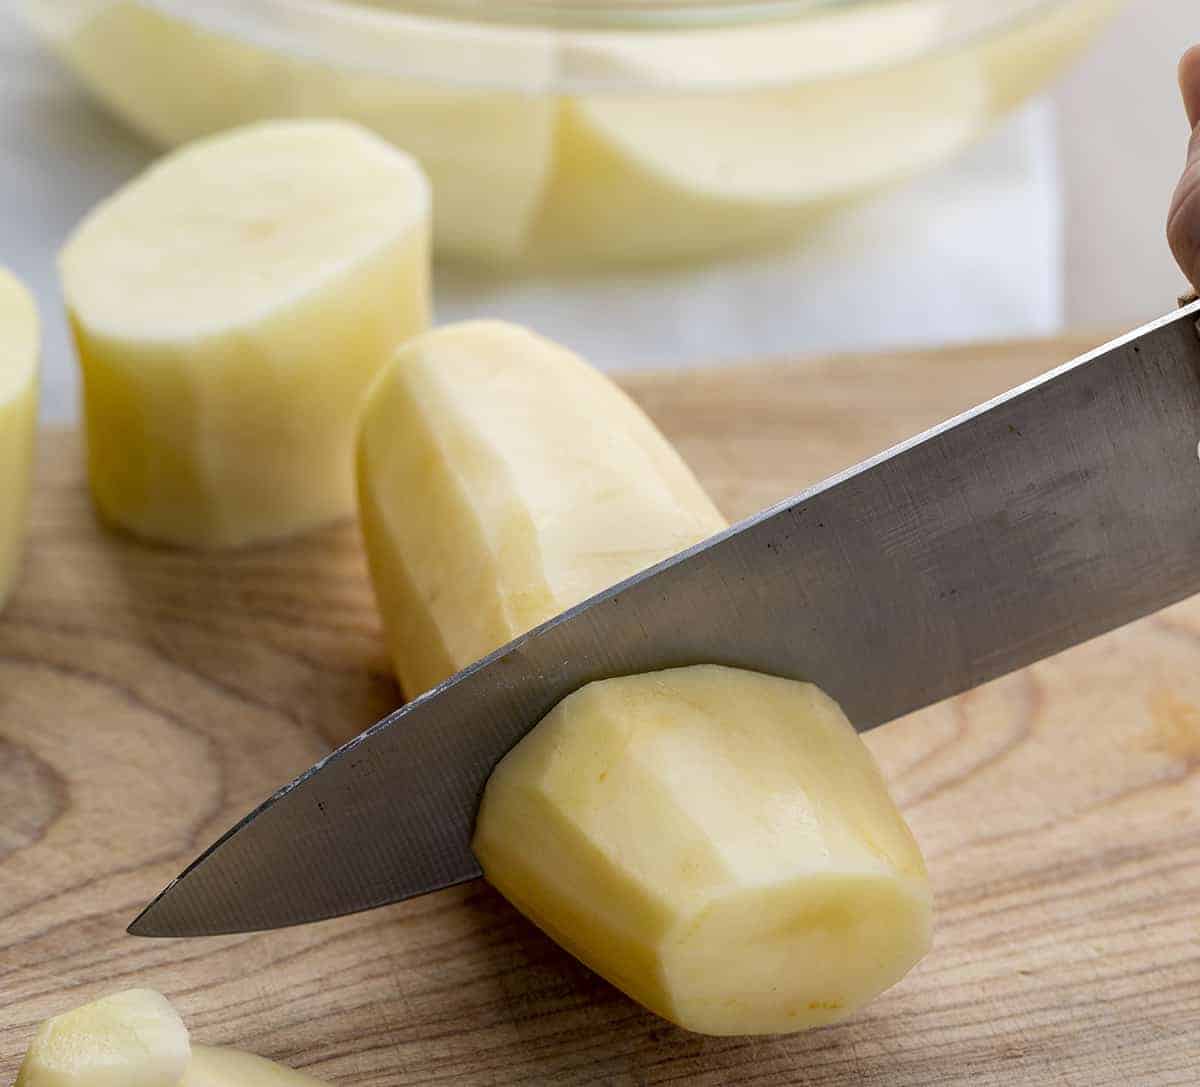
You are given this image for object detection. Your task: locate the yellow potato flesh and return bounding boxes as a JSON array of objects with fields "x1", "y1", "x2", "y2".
[
  {"x1": 53, "y1": 1, "x2": 556, "y2": 264},
  {"x1": 535, "y1": 50, "x2": 985, "y2": 264},
  {"x1": 14, "y1": 991, "x2": 328, "y2": 1087},
  {"x1": 0, "y1": 268, "x2": 38, "y2": 609},
  {"x1": 15, "y1": 989, "x2": 190, "y2": 1087},
  {"x1": 181, "y1": 1046, "x2": 330, "y2": 1087},
  {"x1": 474, "y1": 666, "x2": 932, "y2": 1035},
  {"x1": 60, "y1": 120, "x2": 430, "y2": 548},
  {"x1": 357, "y1": 320, "x2": 726, "y2": 696}
]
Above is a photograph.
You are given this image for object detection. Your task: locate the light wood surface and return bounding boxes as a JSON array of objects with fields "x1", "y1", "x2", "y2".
[{"x1": 3, "y1": 334, "x2": 1199, "y2": 1086}]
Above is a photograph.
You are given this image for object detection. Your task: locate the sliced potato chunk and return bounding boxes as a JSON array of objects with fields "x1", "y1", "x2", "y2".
[
  {"x1": 474, "y1": 665, "x2": 932, "y2": 1035},
  {"x1": 0, "y1": 268, "x2": 38, "y2": 609},
  {"x1": 357, "y1": 320, "x2": 726, "y2": 696},
  {"x1": 181, "y1": 1045, "x2": 329, "y2": 1087},
  {"x1": 61, "y1": 119, "x2": 430, "y2": 548},
  {"x1": 15, "y1": 989, "x2": 190, "y2": 1087}
]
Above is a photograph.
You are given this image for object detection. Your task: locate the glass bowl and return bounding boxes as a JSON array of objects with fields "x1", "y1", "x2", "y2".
[{"x1": 25, "y1": 0, "x2": 1120, "y2": 267}]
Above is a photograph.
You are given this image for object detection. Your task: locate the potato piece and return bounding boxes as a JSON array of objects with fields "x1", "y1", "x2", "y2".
[
  {"x1": 181, "y1": 1046, "x2": 329, "y2": 1087},
  {"x1": 533, "y1": 52, "x2": 985, "y2": 263},
  {"x1": 357, "y1": 321, "x2": 726, "y2": 696},
  {"x1": 473, "y1": 665, "x2": 932, "y2": 1035},
  {"x1": 15, "y1": 989, "x2": 190, "y2": 1087},
  {"x1": 61, "y1": 120, "x2": 430, "y2": 548},
  {"x1": 0, "y1": 268, "x2": 38, "y2": 609},
  {"x1": 50, "y1": 2, "x2": 556, "y2": 264}
]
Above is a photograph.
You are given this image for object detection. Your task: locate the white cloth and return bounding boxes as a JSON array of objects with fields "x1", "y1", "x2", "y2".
[{"x1": 0, "y1": 7, "x2": 1062, "y2": 422}]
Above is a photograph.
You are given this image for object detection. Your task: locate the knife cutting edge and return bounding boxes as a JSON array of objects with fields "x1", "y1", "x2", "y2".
[{"x1": 129, "y1": 300, "x2": 1200, "y2": 939}]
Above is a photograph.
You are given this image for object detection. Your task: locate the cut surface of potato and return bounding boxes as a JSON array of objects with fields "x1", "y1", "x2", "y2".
[
  {"x1": 61, "y1": 119, "x2": 430, "y2": 548},
  {"x1": 15, "y1": 988, "x2": 190, "y2": 1087},
  {"x1": 181, "y1": 1045, "x2": 329, "y2": 1087},
  {"x1": 473, "y1": 665, "x2": 932, "y2": 1035},
  {"x1": 357, "y1": 320, "x2": 726, "y2": 695},
  {"x1": 0, "y1": 268, "x2": 39, "y2": 608}
]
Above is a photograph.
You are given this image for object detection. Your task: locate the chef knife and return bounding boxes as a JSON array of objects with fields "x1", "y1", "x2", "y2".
[{"x1": 130, "y1": 300, "x2": 1200, "y2": 938}]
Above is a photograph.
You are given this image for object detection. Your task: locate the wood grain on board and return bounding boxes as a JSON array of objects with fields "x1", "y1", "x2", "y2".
[{"x1": 2, "y1": 334, "x2": 1199, "y2": 1086}]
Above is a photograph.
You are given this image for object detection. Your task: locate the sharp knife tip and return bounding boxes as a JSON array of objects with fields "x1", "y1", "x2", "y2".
[
  {"x1": 126, "y1": 878, "x2": 187, "y2": 938},
  {"x1": 125, "y1": 914, "x2": 158, "y2": 938}
]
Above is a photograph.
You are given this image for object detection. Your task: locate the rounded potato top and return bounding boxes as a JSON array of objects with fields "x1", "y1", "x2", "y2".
[
  {"x1": 59, "y1": 120, "x2": 430, "y2": 341},
  {"x1": 0, "y1": 268, "x2": 39, "y2": 403},
  {"x1": 15, "y1": 988, "x2": 190, "y2": 1087},
  {"x1": 357, "y1": 320, "x2": 728, "y2": 693}
]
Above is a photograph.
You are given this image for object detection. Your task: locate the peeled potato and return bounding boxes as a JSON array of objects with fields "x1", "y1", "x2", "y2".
[
  {"x1": 181, "y1": 1046, "x2": 329, "y2": 1087},
  {"x1": 0, "y1": 268, "x2": 38, "y2": 609},
  {"x1": 61, "y1": 119, "x2": 430, "y2": 548},
  {"x1": 358, "y1": 322, "x2": 932, "y2": 1033},
  {"x1": 15, "y1": 989, "x2": 190, "y2": 1087},
  {"x1": 357, "y1": 320, "x2": 726, "y2": 696},
  {"x1": 534, "y1": 52, "x2": 985, "y2": 263},
  {"x1": 474, "y1": 666, "x2": 933, "y2": 1035}
]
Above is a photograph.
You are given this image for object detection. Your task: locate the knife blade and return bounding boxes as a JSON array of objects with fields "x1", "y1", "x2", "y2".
[{"x1": 130, "y1": 301, "x2": 1200, "y2": 938}]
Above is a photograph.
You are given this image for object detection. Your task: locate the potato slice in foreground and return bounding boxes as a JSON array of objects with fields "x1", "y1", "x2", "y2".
[
  {"x1": 61, "y1": 119, "x2": 430, "y2": 548},
  {"x1": 15, "y1": 989, "x2": 189, "y2": 1087},
  {"x1": 181, "y1": 1046, "x2": 329, "y2": 1087},
  {"x1": 357, "y1": 320, "x2": 726, "y2": 696},
  {"x1": 14, "y1": 991, "x2": 329, "y2": 1087},
  {"x1": 474, "y1": 665, "x2": 933, "y2": 1035},
  {"x1": 0, "y1": 268, "x2": 38, "y2": 609}
]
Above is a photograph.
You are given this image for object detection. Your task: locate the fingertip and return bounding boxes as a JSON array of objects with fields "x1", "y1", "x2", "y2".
[{"x1": 1180, "y1": 45, "x2": 1200, "y2": 130}]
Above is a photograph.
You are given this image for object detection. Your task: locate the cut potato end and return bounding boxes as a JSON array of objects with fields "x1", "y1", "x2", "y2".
[
  {"x1": 181, "y1": 1046, "x2": 330, "y2": 1087},
  {"x1": 61, "y1": 120, "x2": 430, "y2": 548},
  {"x1": 0, "y1": 268, "x2": 39, "y2": 608},
  {"x1": 474, "y1": 666, "x2": 932, "y2": 1035},
  {"x1": 61, "y1": 119, "x2": 429, "y2": 340},
  {"x1": 357, "y1": 320, "x2": 725, "y2": 696},
  {"x1": 15, "y1": 989, "x2": 190, "y2": 1087}
]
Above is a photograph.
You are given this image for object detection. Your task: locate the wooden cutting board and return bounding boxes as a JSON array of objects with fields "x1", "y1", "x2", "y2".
[{"x1": 2, "y1": 334, "x2": 1198, "y2": 1086}]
